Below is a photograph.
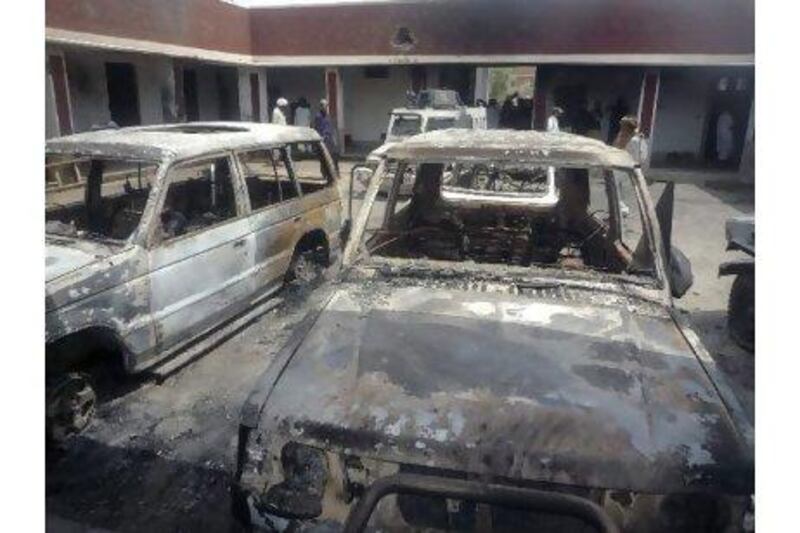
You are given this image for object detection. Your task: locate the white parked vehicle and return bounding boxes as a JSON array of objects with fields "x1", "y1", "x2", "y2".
[{"x1": 359, "y1": 90, "x2": 487, "y2": 193}]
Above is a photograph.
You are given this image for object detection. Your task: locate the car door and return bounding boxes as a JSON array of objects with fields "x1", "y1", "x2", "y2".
[
  {"x1": 147, "y1": 152, "x2": 255, "y2": 351},
  {"x1": 236, "y1": 145, "x2": 305, "y2": 296}
]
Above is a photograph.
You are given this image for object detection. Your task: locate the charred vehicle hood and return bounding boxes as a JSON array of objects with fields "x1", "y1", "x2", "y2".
[
  {"x1": 252, "y1": 284, "x2": 753, "y2": 495},
  {"x1": 46, "y1": 238, "x2": 116, "y2": 282}
]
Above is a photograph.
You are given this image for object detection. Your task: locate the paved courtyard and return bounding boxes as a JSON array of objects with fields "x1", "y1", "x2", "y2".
[{"x1": 46, "y1": 166, "x2": 755, "y2": 532}]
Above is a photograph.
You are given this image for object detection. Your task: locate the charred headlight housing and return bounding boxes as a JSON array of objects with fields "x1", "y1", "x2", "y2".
[{"x1": 261, "y1": 442, "x2": 328, "y2": 519}]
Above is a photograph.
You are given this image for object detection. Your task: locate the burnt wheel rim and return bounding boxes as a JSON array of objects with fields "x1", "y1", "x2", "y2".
[{"x1": 48, "y1": 373, "x2": 96, "y2": 440}]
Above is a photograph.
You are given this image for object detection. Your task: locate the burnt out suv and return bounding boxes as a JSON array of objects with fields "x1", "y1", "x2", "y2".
[
  {"x1": 46, "y1": 122, "x2": 344, "y2": 440},
  {"x1": 234, "y1": 130, "x2": 753, "y2": 532}
]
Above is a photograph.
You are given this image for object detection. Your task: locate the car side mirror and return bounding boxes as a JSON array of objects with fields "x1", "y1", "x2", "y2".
[
  {"x1": 651, "y1": 180, "x2": 693, "y2": 298},
  {"x1": 669, "y1": 245, "x2": 693, "y2": 298}
]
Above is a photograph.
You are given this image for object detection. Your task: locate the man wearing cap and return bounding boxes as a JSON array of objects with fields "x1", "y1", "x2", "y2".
[
  {"x1": 314, "y1": 99, "x2": 340, "y2": 171},
  {"x1": 272, "y1": 97, "x2": 289, "y2": 125},
  {"x1": 546, "y1": 106, "x2": 563, "y2": 133}
]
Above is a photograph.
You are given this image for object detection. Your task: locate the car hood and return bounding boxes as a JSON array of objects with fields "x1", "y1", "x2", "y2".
[
  {"x1": 256, "y1": 285, "x2": 753, "y2": 494},
  {"x1": 45, "y1": 238, "x2": 115, "y2": 282}
]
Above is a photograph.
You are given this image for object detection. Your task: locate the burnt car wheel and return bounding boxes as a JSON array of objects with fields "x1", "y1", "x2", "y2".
[
  {"x1": 46, "y1": 372, "x2": 96, "y2": 443},
  {"x1": 287, "y1": 248, "x2": 327, "y2": 285},
  {"x1": 728, "y1": 272, "x2": 754, "y2": 352}
]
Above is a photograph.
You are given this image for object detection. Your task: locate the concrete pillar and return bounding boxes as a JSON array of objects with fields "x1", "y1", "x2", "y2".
[
  {"x1": 257, "y1": 68, "x2": 268, "y2": 123},
  {"x1": 46, "y1": 58, "x2": 61, "y2": 138},
  {"x1": 173, "y1": 61, "x2": 186, "y2": 122},
  {"x1": 325, "y1": 68, "x2": 345, "y2": 152},
  {"x1": 474, "y1": 67, "x2": 490, "y2": 103},
  {"x1": 236, "y1": 67, "x2": 268, "y2": 123},
  {"x1": 238, "y1": 68, "x2": 254, "y2": 121},
  {"x1": 47, "y1": 52, "x2": 74, "y2": 136}
]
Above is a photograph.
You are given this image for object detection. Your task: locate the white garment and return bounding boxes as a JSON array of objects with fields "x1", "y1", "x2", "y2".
[
  {"x1": 272, "y1": 107, "x2": 287, "y2": 126},
  {"x1": 546, "y1": 115, "x2": 560, "y2": 133},
  {"x1": 716, "y1": 111, "x2": 734, "y2": 161},
  {"x1": 625, "y1": 133, "x2": 649, "y2": 165},
  {"x1": 294, "y1": 107, "x2": 311, "y2": 128}
]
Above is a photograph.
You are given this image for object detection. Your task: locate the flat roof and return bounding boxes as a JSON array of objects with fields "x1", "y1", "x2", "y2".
[
  {"x1": 382, "y1": 129, "x2": 636, "y2": 169},
  {"x1": 46, "y1": 122, "x2": 321, "y2": 161}
]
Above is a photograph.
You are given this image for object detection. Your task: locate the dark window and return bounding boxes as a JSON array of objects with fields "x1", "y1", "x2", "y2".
[
  {"x1": 250, "y1": 73, "x2": 261, "y2": 121},
  {"x1": 216, "y1": 68, "x2": 239, "y2": 121},
  {"x1": 425, "y1": 118, "x2": 456, "y2": 132},
  {"x1": 159, "y1": 156, "x2": 238, "y2": 241},
  {"x1": 239, "y1": 148, "x2": 300, "y2": 210},
  {"x1": 364, "y1": 66, "x2": 389, "y2": 79},
  {"x1": 46, "y1": 155, "x2": 157, "y2": 241},
  {"x1": 390, "y1": 114, "x2": 422, "y2": 136},
  {"x1": 183, "y1": 69, "x2": 199, "y2": 121},
  {"x1": 105, "y1": 62, "x2": 141, "y2": 126}
]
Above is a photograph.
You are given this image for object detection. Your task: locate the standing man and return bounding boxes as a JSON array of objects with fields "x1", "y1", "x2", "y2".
[
  {"x1": 272, "y1": 97, "x2": 289, "y2": 125},
  {"x1": 294, "y1": 97, "x2": 311, "y2": 128},
  {"x1": 547, "y1": 107, "x2": 563, "y2": 133},
  {"x1": 314, "y1": 99, "x2": 339, "y2": 171}
]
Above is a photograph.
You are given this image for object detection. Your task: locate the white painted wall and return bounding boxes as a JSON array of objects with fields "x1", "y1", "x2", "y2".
[
  {"x1": 235, "y1": 67, "x2": 268, "y2": 122},
  {"x1": 341, "y1": 65, "x2": 412, "y2": 144},
  {"x1": 137, "y1": 56, "x2": 176, "y2": 124},
  {"x1": 474, "y1": 67, "x2": 490, "y2": 103},
  {"x1": 650, "y1": 70, "x2": 711, "y2": 162},
  {"x1": 62, "y1": 49, "x2": 176, "y2": 132},
  {"x1": 64, "y1": 50, "x2": 112, "y2": 132}
]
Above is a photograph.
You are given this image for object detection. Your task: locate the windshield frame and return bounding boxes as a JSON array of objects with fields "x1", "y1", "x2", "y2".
[
  {"x1": 342, "y1": 157, "x2": 670, "y2": 302},
  {"x1": 45, "y1": 151, "x2": 167, "y2": 246}
]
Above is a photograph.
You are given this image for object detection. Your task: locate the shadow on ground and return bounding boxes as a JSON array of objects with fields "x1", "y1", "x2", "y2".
[{"x1": 46, "y1": 436, "x2": 244, "y2": 532}]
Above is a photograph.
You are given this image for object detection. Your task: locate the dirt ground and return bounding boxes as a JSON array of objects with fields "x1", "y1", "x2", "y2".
[{"x1": 46, "y1": 166, "x2": 755, "y2": 532}]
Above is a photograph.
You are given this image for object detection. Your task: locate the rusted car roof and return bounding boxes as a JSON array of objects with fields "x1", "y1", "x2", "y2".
[
  {"x1": 382, "y1": 129, "x2": 636, "y2": 169},
  {"x1": 46, "y1": 122, "x2": 321, "y2": 161}
]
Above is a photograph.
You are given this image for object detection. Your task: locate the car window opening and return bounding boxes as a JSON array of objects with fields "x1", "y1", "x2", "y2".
[
  {"x1": 363, "y1": 161, "x2": 656, "y2": 278},
  {"x1": 158, "y1": 156, "x2": 238, "y2": 241},
  {"x1": 46, "y1": 154, "x2": 159, "y2": 242}
]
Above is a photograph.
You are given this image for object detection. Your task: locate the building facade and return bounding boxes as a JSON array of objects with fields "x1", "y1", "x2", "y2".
[{"x1": 45, "y1": 0, "x2": 755, "y2": 179}]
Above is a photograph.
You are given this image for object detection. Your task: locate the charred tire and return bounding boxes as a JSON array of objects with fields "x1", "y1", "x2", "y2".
[
  {"x1": 286, "y1": 246, "x2": 328, "y2": 285},
  {"x1": 728, "y1": 272, "x2": 755, "y2": 351},
  {"x1": 46, "y1": 372, "x2": 96, "y2": 443}
]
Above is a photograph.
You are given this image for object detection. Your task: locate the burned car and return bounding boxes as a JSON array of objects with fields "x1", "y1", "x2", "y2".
[
  {"x1": 46, "y1": 122, "x2": 344, "y2": 440},
  {"x1": 234, "y1": 130, "x2": 754, "y2": 532}
]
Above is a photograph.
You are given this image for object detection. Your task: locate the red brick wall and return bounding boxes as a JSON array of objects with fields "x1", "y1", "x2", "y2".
[
  {"x1": 47, "y1": 0, "x2": 754, "y2": 59},
  {"x1": 248, "y1": 0, "x2": 754, "y2": 57},
  {"x1": 46, "y1": 0, "x2": 250, "y2": 54}
]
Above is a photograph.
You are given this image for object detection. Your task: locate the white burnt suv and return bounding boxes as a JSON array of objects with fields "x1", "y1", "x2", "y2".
[{"x1": 46, "y1": 122, "x2": 345, "y2": 440}]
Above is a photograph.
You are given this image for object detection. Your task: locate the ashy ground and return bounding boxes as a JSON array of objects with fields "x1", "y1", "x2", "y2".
[{"x1": 46, "y1": 166, "x2": 755, "y2": 532}]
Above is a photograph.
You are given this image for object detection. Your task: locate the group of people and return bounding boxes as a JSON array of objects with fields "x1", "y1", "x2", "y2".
[
  {"x1": 476, "y1": 94, "x2": 533, "y2": 130},
  {"x1": 271, "y1": 96, "x2": 339, "y2": 168},
  {"x1": 545, "y1": 98, "x2": 648, "y2": 166}
]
